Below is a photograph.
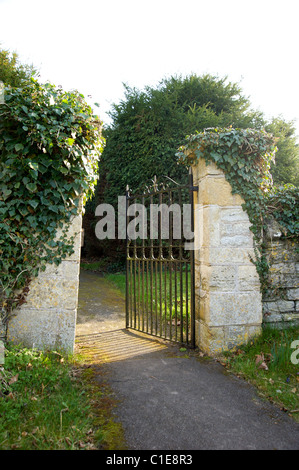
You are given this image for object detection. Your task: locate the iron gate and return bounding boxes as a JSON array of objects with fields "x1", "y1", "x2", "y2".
[{"x1": 125, "y1": 170, "x2": 197, "y2": 348}]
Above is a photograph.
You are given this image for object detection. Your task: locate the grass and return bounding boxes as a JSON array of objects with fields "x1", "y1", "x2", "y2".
[
  {"x1": 220, "y1": 324, "x2": 299, "y2": 422},
  {"x1": 105, "y1": 272, "x2": 126, "y2": 296},
  {"x1": 0, "y1": 344, "x2": 125, "y2": 450},
  {"x1": 106, "y1": 267, "x2": 191, "y2": 317},
  {"x1": 106, "y1": 266, "x2": 192, "y2": 342},
  {"x1": 80, "y1": 260, "x2": 106, "y2": 272},
  {"x1": 80, "y1": 257, "x2": 126, "y2": 274}
]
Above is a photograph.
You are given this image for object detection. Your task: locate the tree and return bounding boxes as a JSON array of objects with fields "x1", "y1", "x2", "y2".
[
  {"x1": 265, "y1": 117, "x2": 299, "y2": 187},
  {"x1": 95, "y1": 74, "x2": 299, "y2": 208},
  {"x1": 0, "y1": 47, "x2": 37, "y2": 87},
  {"x1": 83, "y1": 73, "x2": 299, "y2": 260}
]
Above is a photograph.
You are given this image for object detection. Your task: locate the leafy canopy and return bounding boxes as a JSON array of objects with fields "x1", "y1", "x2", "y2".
[
  {"x1": 0, "y1": 47, "x2": 37, "y2": 87},
  {"x1": 265, "y1": 118, "x2": 299, "y2": 187},
  {"x1": 95, "y1": 74, "x2": 298, "y2": 213}
]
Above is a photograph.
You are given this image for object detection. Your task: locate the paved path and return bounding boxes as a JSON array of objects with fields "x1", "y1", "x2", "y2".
[{"x1": 76, "y1": 271, "x2": 299, "y2": 450}]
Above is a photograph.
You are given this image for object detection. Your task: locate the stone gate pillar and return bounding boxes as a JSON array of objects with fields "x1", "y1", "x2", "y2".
[
  {"x1": 6, "y1": 209, "x2": 83, "y2": 353},
  {"x1": 192, "y1": 159, "x2": 262, "y2": 354}
]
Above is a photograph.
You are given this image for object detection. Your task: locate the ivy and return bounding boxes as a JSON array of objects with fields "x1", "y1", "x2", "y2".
[
  {"x1": 265, "y1": 184, "x2": 299, "y2": 237},
  {"x1": 176, "y1": 127, "x2": 298, "y2": 292},
  {"x1": 0, "y1": 79, "x2": 104, "y2": 335}
]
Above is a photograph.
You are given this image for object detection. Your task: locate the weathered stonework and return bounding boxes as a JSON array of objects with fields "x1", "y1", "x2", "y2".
[
  {"x1": 192, "y1": 159, "x2": 262, "y2": 355},
  {"x1": 7, "y1": 211, "x2": 82, "y2": 353},
  {"x1": 262, "y1": 230, "x2": 299, "y2": 327}
]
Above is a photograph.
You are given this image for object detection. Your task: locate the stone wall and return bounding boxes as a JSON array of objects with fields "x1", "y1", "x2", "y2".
[
  {"x1": 262, "y1": 223, "x2": 299, "y2": 327},
  {"x1": 192, "y1": 158, "x2": 262, "y2": 355},
  {"x1": 7, "y1": 210, "x2": 82, "y2": 353}
]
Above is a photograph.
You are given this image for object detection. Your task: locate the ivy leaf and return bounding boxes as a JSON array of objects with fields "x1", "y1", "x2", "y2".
[
  {"x1": 28, "y1": 200, "x2": 39, "y2": 210},
  {"x1": 48, "y1": 205, "x2": 59, "y2": 213},
  {"x1": 28, "y1": 161, "x2": 39, "y2": 172},
  {"x1": 66, "y1": 138, "x2": 75, "y2": 147},
  {"x1": 58, "y1": 166, "x2": 69, "y2": 175},
  {"x1": 25, "y1": 182, "x2": 37, "y2": 193},
  {"x1": 15, "y1": 143, "x2": 24, "y2": 152},
  {"x1": 2, "y1": 188, "x2": 12, "y2": 199},
  {"x1": 19, "y1": 206, "x2": 29, "y2": 216}
]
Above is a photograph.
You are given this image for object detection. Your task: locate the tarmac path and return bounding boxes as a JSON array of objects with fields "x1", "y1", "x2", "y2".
[{"x1": 75, "y1": 270, "x2": 299, "y2": 450}]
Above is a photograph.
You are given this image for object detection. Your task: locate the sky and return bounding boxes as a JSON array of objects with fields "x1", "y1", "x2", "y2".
[{"x1": 0, "y1": 0, "x2": 299, "y2": 136}]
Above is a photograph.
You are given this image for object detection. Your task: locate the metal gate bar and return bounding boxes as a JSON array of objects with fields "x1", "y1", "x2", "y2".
[{"x1": 126, "y1": 171, "x2": 197, "y2": 348}]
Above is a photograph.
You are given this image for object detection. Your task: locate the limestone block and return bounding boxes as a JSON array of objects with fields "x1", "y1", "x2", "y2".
[
  {"x1": 197, "y1": 175, "x2": 244, "y2": 207},
  {"x1": 194, "y1": 319, "x2": 200, "y2": 347},
  {"x1": 220, "y1": 234, "x2": 253, "y2": 247},
  {"x1": 198, "y1": 246, "x2": 255, "y2": 266},
  {"x1": 220, "y1": 217, "x2": 253, "y2": 246},
  {"x1": 286, "y1": 288, "x2": 299, "y2": 300},
  {"x1": 19, "y1": 276, "x2": 79, "y2": 310},
  {"x1": 263, "y1": 311, "x2": 283, "y2": 323},
  {"x1": 197, "y1": 321, "x2": 261, "y2": 355},
  {"x1": 263, "y1": 300, "x2": 295, "y2": 314},
  {"x1": 199, "y1": 205, "x2": 220, "y2": 247},
  {"x1": 225, "y1": 325, "x2": 261, "y2": 350},
  {"x1": 208, "y1": 291, "x2": 262, "y2": 326},
  {"x1": 198, "y1": 320, "x2": 225, "y2": 354},
  {"x1": 238, "y1": 265, "x2": 261, "y2": 291},
  {"x1": 268, "y1": 272, "x2": 299, "y2": 289},
  {"x1": 265, "y1": 241, "x2": 298, "y2": 264},
  {"x1": 193, "y1": 205, "x2": 204, "y2": 249},
  {"x1": 192, "y1": 160, "x2": 223, "y2": 183},
  {"x1": 245, "y1": 325, "x2": 262, "y2": 342},
  {"x1": 269, "y1": 262, "x2": 297, "y2": 276},
  {"x1": 200, "y1": 265, "x2": 237, "y2": 292},
  {"x1": 220, "y1": 209, "x2": 253, "y2": 248},
  {"x1": 220, "y1": 207, "x2": 250, "y2": 223},
  {"x1": 38, "y1": 260, "x2": 80, "y2": 280},
  {"x1": 282, "y1": 313, "x2": 299, "y2": 323}
]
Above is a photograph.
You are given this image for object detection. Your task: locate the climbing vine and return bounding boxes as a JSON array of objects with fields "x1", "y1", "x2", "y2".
[
  {"x1": 176, "y1": 127, "x2": 298, "y2": 291},
  {"x1": 0, "y1": 79, "x2": 104, "y2": 335}
]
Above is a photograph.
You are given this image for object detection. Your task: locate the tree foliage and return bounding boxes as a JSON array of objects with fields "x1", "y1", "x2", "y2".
[
  {"x1": 93, "y1": 74, "x2": 298, "y2": 216},
  {"x1": 265, "y1": 118, "x2": 299, "y2": 187},
  {"x1": 95, "y1": 74, "x2": 267, "y2": 208},
  {"x1": 0, "y1": 47, "x2": 37, "y2": 87}
]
